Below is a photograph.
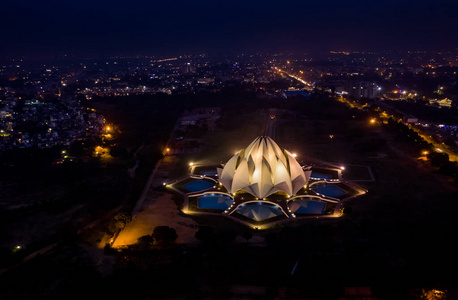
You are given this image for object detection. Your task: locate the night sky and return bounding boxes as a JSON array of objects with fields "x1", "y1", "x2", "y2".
[{"x1": 1, "y1": 0, "x2": 458, "y2": 57}]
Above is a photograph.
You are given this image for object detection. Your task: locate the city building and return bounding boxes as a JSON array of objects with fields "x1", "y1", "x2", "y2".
[
  {"x1": 181, "y1": 62, "x2": 196, "y2": 74},
  {"x1": 349, "y1": 81, "x2": 378, "y2": 99}
]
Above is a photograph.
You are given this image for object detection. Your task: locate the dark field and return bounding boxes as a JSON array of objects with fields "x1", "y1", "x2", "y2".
[{"x1": 1, "y1": 92, "x2": 457, "y2": 299}]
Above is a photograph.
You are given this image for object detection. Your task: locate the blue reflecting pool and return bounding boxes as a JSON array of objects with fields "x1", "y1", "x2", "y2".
[
  {"x1": 198, "y1": 194, "x2": 233, "y2": 209},
  {"x1": 183, "y1": 180, "x2": 214, "y2": 192},
  {"x1": 202, "y1": 170, "x2": 218, "y2": 176},
  {"x1": 236, "y1": 202, "x2": 284, "y2": 221},
  {"x1": 289, "y1": 198, "x2": 326, "y2": 214},
  {"x1": 310, "y1": 183, "x2": 346, "y2": 198}
]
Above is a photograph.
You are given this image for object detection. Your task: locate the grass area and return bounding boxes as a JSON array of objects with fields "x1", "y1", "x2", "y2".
[
  {"x1": 192, "y1": 109, "x2": 267, "y2": 164},
  {"x1": 343, "y1": 165, "x2": 374, "y2": 181},
  {"x1": 277, "y1": 119, "x2": 377, "y2": 164},
  {"x1": 2, "y1": 92, "x2": 458, "y2": 298}
]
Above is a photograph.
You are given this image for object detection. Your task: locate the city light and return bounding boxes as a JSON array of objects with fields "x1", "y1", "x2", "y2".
[{"x1": 3, "y1": 7, "x2": 458, "y2": 295}]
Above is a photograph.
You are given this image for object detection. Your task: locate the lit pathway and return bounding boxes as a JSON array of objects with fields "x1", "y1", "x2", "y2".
[
  {"x1": 131, "y1": 117, "x2": 182, "y2": 215},
  {"x1": 113, "y1": 193, "x2": 199, "y2": 247},
  {"x1": 265, "y1": 116, "x2": 276, "y2": 139}
]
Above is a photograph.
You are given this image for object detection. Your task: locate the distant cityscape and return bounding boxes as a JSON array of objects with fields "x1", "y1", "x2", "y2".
[{"x1": 2, "y1": 51, "x2": 457, "y2": 154}]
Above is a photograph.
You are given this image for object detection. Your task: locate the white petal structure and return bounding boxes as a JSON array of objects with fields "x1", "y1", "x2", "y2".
[{"x1": 217, "y1": 136, "x2": 311, "y2": 199}]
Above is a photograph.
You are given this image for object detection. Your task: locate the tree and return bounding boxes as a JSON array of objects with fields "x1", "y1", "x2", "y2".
[
  {"x1": 109, "y1": 211, "x2": 132, "y2": 233},
  {"x1": 428, "y1": 152, "x2": 449, "y2": 167},
  {"x1": 114, "y1": 212, "x2": 132, "y2": 229},
  {"x1": 136, "y1": 235, "x2": 154, "y2": 250},
  {"x1": 195, "y1": 226, "x2": 217, "y2": 245},
  {"x1": 152, "y1": 226, "x2": 178, "y2": 244}
]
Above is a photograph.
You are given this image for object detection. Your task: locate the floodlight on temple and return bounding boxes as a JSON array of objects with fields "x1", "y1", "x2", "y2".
[
  {"x1": 172, "y1": 136, "x2": 367, "y2": 228},
  {"x1": 217, "y1": 136, "x2": 311, "y2": 199}
]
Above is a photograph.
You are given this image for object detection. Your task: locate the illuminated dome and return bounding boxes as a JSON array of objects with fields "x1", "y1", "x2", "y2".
[{"x1": 217, "y1": 136, "x2": 310, "y2": 199}]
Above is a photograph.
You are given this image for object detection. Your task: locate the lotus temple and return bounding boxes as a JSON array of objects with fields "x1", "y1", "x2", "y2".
[{"x1": 168, "y1": 136, "x2": 366, "y2": 229}]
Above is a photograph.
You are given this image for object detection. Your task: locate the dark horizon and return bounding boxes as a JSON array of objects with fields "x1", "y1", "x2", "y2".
[{"x1": 2, "y1": 0, "x2": 458, "y2": 58}]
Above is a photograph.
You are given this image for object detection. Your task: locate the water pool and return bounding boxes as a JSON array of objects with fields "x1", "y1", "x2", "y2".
[
  {"x1": 310, "y1": 183, "x2": 346, "y2": 198},
  {"x1": 236, "y1": 202, "x2": 284, "y2": 221},
  {"x1": 198, "y1": 194, "x2": 233, "y2": 209},
  {"x1": 183, "y1": 180, "x2": 215, "y2": 192},
  {"x1": 289, "y1": 199, "x2": 326, "y2": 214},
  {"x1": 202, "y1": 170, "x2": 218, "y2": 176}
]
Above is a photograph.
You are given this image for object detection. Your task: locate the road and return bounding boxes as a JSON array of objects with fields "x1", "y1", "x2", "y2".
[
  {"x1": 376, "y1": 100, "x2": 458, "y2": 162},
  {"x1": 273, "y1": 67, "x2": 314, "y2": 89}
]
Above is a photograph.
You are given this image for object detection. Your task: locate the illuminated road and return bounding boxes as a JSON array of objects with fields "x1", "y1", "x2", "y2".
[
  {"x1": 417, "y1": 131, "x2": 458, "y2": 162},
  {"x1": 375, "y1": 100, "x2": 458, "y2": 162},
  {"x1": 287, "y1": 74, "x2": 313, "y2": 88},
  {"x1": 337, "y1": 95, "x2": 458, "y2": 162},
  {"x1": 278, "y1": 67, "x2": 458, "y2": 162},
  {"x1": 273, "y1": 68, "x2": 314, "y2": 89}
]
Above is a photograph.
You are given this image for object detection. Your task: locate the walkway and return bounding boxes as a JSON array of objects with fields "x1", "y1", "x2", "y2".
[
  {"x1": 131, "y1": 117, "x2": 182, "y2": 215},
  {"x1": 264, "y1": 109, "x2": 277, "y2": 139}
]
